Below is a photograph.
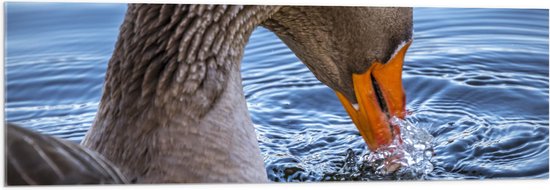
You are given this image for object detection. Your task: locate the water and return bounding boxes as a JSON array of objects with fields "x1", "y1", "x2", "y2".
[
  {"x1": 4, "y1": 3, "x2": 549, "y2": 181},
  {"x1": 322, "y1": 118, "x2": 435, "y2": 181}
]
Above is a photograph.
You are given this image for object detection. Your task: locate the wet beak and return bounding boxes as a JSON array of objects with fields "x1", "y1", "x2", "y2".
[{"x1": 336, "y1": 41, "x2": 412, "y2": 151}]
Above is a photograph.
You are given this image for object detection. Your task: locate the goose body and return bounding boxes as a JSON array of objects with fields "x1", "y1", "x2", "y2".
[{"x1": 6, "y1": 4, "x2": 412, "y2": 184}]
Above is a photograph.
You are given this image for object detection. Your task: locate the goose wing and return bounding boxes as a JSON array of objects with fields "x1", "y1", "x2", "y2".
[{"x1": 6, "y1": 124, "x2": 129, "y2": 185}]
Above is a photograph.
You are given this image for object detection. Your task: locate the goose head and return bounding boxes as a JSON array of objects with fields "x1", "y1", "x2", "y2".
[
  {"x1": 263, "y1": 6, "x2": 413, "y2": 150},
  {"x1": 82, "y1": 5, "x2": 413, "y2": 183}
]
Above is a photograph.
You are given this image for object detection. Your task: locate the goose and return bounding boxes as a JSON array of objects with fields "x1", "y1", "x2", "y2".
[{"x1": 6, "y1": 4, "x2": 412, "y2": 185}]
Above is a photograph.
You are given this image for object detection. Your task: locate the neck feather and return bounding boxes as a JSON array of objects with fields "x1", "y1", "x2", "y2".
[{"x1": 83, "y1": 4, "x2": 280, "y2": 183}]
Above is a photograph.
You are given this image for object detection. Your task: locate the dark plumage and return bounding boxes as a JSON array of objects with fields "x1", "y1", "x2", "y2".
[{"x1": 6, "y1": 124, "x2": 128, "y2": 185}]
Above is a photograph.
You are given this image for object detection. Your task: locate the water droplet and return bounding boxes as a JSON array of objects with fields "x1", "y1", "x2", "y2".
[{"x1": 326, "y1": 117, "x2": 435, "y2": 180}]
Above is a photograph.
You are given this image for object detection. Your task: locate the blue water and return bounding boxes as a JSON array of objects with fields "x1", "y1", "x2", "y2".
[{"x1": 4, "y1": 3, "x2": 549, "y2": 181}]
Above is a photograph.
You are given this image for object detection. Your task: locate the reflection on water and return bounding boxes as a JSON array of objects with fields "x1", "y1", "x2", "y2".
[{"x1": 4, "y1": 3, "x2": 549, "y2": 181}]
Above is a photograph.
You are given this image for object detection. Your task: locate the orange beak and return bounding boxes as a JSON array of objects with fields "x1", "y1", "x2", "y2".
[{"x1": 336, "y1": 41, "x2": 412, "y2": 151}]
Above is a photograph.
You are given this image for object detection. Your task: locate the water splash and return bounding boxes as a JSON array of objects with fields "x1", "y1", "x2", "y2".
[{"x1": 323, "y1": 117, "x2": 434, "y2": 181}]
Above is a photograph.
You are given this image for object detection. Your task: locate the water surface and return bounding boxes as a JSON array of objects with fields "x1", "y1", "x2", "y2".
[{"x1": 4, "y1": 3, "x2": 549, "y2": 181}]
